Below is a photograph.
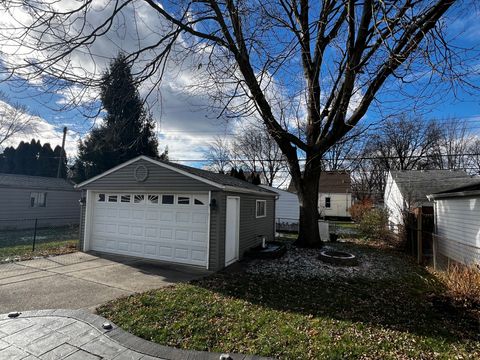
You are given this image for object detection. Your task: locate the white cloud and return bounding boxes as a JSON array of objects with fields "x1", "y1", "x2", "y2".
[{"x1": 0, "y1": 100, "x2": 80, "y2": 158}]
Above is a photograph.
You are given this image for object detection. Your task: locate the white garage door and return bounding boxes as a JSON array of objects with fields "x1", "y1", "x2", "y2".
[{"x1": 90, "y1": 192, "x2": 209, "y2": 267}]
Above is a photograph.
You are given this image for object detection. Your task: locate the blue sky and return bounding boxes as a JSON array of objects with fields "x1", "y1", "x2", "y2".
[{"x1": 0, "y1": 1, "x2": 479, "y2": 163}]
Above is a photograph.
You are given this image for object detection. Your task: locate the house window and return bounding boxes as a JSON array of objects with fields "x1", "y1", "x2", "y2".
[
  {"x1": 256, "y1": 200, "x2": 266, "y2": 218},
  {"x1": 325, "y1": 197, "x2": 331, "y2": 208},
  {"x1": 162, "y1": 195, "x2": 174, "y2": 204},
  {"x1": 194, "y1": 198, "x2": 205, "y2": 205},
  {"x1": 108, "y1": 195, "x2": 118, "y2": 202},
  {"x1": 97, "y1": 193, "x2": 105, "y2": 202},
  {"x1": 30, "y1": 192, "x2": 47, "y2": 207},
  {"x1": 177, "y1": 196, "x2": 190, "y2": 205},
  {"x1": 121, "y1": 195, "x2": 131, "y2": 203}
]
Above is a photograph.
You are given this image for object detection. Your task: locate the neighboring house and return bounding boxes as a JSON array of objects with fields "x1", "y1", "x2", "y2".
[
  {"x1": 384, "y1": 170, "x2": 479, "y2": 231},
  {"x1": 260, "y1": 185, "x2": 299, "y2": 230},
  {"x1": 0, "y1": 173, "x2": 80, "y2": 229},
  {"x1": 288, "y1": 171, "x2": 352, "y2": 219},
  {"x1": 427, "y1": 182, "x2": 480, "y2": 269},
  {"x1": 75, "y1": 155, "x2": 276, "y2": 271}
]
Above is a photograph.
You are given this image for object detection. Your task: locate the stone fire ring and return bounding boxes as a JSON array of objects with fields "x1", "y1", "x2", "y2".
[{"x1": 318, "y1": 250, "x2": 358, "y2": 266}]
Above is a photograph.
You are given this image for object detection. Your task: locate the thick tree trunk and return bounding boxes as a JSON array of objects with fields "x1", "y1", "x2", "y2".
[{"x1": 293, "y1": 166, "x2": 322, "y2": 248}]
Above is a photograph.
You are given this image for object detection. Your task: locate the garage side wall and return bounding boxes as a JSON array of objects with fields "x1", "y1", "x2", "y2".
[
  {"x1": 80, "y1": 159, "x2": 216, "y2": 192},
  {"x1": 210, "y1": 192, "x2": 275, "y2": 270}
]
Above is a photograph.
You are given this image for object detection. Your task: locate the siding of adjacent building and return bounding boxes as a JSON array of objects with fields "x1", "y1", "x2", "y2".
[
  {"x1": 260, "y1": 185, "x2": 299, "y2": 223},
  {"x1": 318, "y1": 193, "x2": 352, "y2": 218},
  {"x1": 384, "y1": 172, "x2": 405, "y2": 231},
  {"x1": 0, "y1": 187, "x2": 80, "y2": 229},
  {"x1": 434, "y1": 197, "x2": 480, "y2": 267}
]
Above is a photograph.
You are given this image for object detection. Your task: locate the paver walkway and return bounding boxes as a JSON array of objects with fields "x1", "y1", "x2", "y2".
[{"x1": 0, "y1": 310, "x2": 267, "y2": 360}]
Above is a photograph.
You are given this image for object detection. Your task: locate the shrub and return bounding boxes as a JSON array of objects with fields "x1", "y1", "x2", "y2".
[
  {"x1": 357, "y1": 207, "x2": 390, "y2": 240},
  {"x1": 438, "y1": 264, "x2": 480, "y2": 307},
  {"x1": 349, "y1": 199, "x2": 374, "y2": 223}
]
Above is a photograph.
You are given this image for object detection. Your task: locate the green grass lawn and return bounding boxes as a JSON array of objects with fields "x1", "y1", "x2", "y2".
[
  {"x1": 97, "y1": 241, "x2": 480, "y2": 359},
  {"x1": 0, "y1": 225, "x2": 79, "y2": 261}
]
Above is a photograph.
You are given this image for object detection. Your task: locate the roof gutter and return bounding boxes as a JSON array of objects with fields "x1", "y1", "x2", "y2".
[{"x1": 427, "y1": 189, "x2": 480, "y2": 201}]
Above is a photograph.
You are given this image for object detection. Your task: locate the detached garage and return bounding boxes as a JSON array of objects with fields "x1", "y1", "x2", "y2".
[{"x1": 76, "y1": 156, "x2": 276, "y2": 271}]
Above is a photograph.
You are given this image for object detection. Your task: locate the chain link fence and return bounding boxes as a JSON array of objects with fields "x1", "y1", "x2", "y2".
[{"x1": 0, "y1": 217, "x2": 79, "y2": 262}]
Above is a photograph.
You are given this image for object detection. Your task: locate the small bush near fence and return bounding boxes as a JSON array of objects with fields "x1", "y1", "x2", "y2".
[
  {"x1": 437, "y1": 264, "x2": 480, "y2": 308},
  {"x1": 348, "y1": 199, "x2": 374, "y2": 223},
  {"x1": 357, "y1": 207, "x2": 390, "y2": 241},
  {"x1": 0, "y1": 218, "x2": 79, "y2": 262}
]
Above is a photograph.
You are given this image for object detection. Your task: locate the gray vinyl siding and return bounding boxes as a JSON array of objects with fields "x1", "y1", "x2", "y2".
[
  {"x1": 208, "y1": 191, "x2": 223, "y2": 270},
  {"x1": 435, "y1": 197, "x2": 480, "y2": 267},
  {"x1": 80, "y1": 159, "x2": 217, "y2": 192},
  {"x1": 0, "y1": 187, "x2": 81, "y2": 229},
  {"x1": 211, "y1": 191, "x2": 275, "y2": 269}
]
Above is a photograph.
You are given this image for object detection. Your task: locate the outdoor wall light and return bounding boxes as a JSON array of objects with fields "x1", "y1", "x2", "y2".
[{"x1": 210, "y1": 199, "x2": 217, "y2": 211}]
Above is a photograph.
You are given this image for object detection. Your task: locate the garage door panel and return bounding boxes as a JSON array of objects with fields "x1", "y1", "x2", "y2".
[
  {"x1": 131, "y1": 226, "x2": 144, "y2": 236},
  {"x1": 90, "y1": 192, "x2": 209, "y2": 267},
  {"x1": 145, "y1": 227, "x2": 157, "y2": 238},
  {"x1": 118, "y1": 209, "x2": 131, "y2": 219},
  {"x1": 145, "y1": 211, "x2": 158, "y2": 220},
  {"x1": 192, "y1": 231, "x2": 207, "y2": 242},
  {"x1": 191, "y1": 249, "x2": 206, "y2": 261},
  {"x1": 174, "y1": 247, "x2": 189, "y2": 260},
  {"x1": 118, "y1": 241, "x2": 129, "y2": 251},
  {"x1": 192, "y1": 213, "x2": 208, "y2": 224},
  {"x1": 175, "y1": 230, "x2": 189, "y2": 241},
  {"x1": 159, "y1": 212, "x2": 173, "y2": 221},
  {"x1": 144, "y1": 243, "x2": 157, "y2": 255},
  {"x1": 130, "y1": 242, "x2": 143, "y2": 254},
  {"x1": 118, "y1": 225, "x2": 130, "y2": 235}
]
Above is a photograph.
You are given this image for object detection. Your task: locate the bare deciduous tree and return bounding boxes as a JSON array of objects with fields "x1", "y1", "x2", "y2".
[
  {"x1": 429, "y1": 118, "x2": 472, "y2": 170},
  {"x1": 0, "y1": 0, "x2": 472, "y2": 246},
  {"x1": 366, "y1": 114, "x2": 442, "y2": 172},
  {"x1": 0, "y1": 94, "x2": 35, "y2": 149},
  {"x1": 233, "y1": 124, "x2": 287, "y2": 186},
  {"x1": 203, "y1": 137, "x2": 232, "y2": 173}
]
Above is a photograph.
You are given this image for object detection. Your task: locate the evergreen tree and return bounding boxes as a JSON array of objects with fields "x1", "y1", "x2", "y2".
[
  {"x1": 74, "y1": 53, "x2": 162, "y2": 181},
  {"x1": 0, "y1": 139, "x2": 67, "y2": 178}
]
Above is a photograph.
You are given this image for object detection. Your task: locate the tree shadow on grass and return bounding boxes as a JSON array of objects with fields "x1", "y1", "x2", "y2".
[{"x1": 192, "y1": 260, "x2": 480, "y2": 345}]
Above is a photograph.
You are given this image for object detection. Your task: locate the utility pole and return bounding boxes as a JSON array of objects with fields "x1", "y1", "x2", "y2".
[{"x1": 57, "y1": 126, "x2": 67, "y2": 178}]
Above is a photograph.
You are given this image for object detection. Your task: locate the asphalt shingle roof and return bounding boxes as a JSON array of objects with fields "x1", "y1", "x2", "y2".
[
  {"x1": 0, "y1": 173, "x2": 76, "y2": 191},
  {"x1": 391, "y1": 170, "x2": 480, "y2": 204},
  {"x1": 161, "y1": 160, "x2": 276, "y2": 195}
]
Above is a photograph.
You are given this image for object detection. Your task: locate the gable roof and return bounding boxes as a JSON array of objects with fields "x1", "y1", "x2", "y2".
[
  {"x1": 287, "y1": 171, "x2": 351, "y2": 194},
  {"x1": 390, "y1": 170, "x2": 480, "y2": 204},
  {"x1": 0, "y1": 173, "x2": 76, "y2": 191},
  {"x1": 76, "y1": 156, "x2": 276, "y2": 196}
]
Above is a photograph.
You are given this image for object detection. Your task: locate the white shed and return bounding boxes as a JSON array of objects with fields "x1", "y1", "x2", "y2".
[
  {"x1": 260, "y1": 185, "x2": 299, "y2": 224},
  {"x1": 428, "y1": 182, "x2": 480, "y2": 269},
  {"x1": 384, "y1": 170, "x2": 479, "y2": 232}
]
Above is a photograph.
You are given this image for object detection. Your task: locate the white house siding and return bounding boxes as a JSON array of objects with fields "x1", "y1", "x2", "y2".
[
  {"x1": 434, "y1": 197, "x2": 480, "y2": 267},
  {"x1": 260, "y1": 185, "x2": 299, "y2": 224},
  {"x1": 318, "y1": 193, "x2": 352, "y2": 218},
  {"x1": 384, "y1": 173, "x2": 405, "y2": 231}
]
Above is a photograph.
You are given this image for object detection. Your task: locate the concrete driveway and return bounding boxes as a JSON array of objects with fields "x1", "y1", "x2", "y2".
[{"x1": 0, "y1": 252, "x2": 210, "y2": 313}]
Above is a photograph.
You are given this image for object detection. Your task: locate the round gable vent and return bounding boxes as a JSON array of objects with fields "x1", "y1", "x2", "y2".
[{"x1": 134, "y1": 164, "x2": 149, "y2": 182}]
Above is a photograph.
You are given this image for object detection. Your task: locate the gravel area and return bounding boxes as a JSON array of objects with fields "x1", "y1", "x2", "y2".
[{"x1": 245, "y1": 241, "x2": 407, "y2": 280}]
